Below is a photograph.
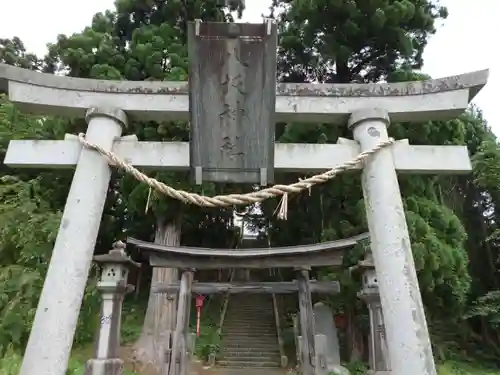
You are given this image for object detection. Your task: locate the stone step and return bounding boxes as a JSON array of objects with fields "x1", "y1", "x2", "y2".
[
  {"x1": 224, "y1": 335, "x2": 276, "y2": 340},
  {"x1": 223, "y1": 329, "x2": 275, "y2": 334},
  {"x1": 220, "y1": 350, "x2": 280, "y2": 360},
  {"x1": 223, "y1": 328, "x2": 276, "y2": 333},
  {"x1": 224, "y1": 317, "x2": 274, "y2": 321},
  {"x1": 219, "y1": 348, "x2": 280, "y2": 359},
  {"x1": 225, "y1": 313, "x2": 274, "y2": 318},
  {"x1": 223, "y1": 346, "x2": 278, "y2": 351},
  {"x1": 224, "y1": 326, "x2": 275, "y2": 330},
  {"x1": 225, "y1": 327, "x2": 274, "y2": 330},
  {"x1": 222, "y1": 333, "x2": 278, "y2": 343},
  {"x1": 220, "y1": 355, "x2": 280, "y2": 362},
  {"x1": 224, "y1": 323, "x2": 275, "y2": 329},
  {"x1": 223, "y1": 344, "x2": 278, "y2": 349},
  {"x1": 222, "y1": 323, "x2": 276, "y2": 332},
  {"x1": 224, "y1": 320, "x2": 274, "y2": 324},
  {"x1": 223, "y1": 332, "x2": 277, "y2": 337},
  {"x1": 226, "y1": 318, "x2": 273, "y2": 320},
  {"x1": 223, "y1": 333, "x2": 277, "y2": 339},
  {"x1": 220, "y1": 347, "x2": 280, "y2": 357},
  {"x1": 214, "y1": 368, "x2": 285, "y2": 375},
  {"x1": 218, "y1": 360, "x2": 281, "y2": 368},
  {"x1": 223, "y1": 342, "x2": 279, "y2": 349},
  {"x1": 227, "y1": 305, "x2": 273, "y2": 309},
  {"x1": 224, "y1": 322, "x2": 274, "y2": 327},
  {"x1": 224, "y1": 334, "x2": 276, "y2": 340},
  {"x1": 227, "y1": 307, "x2": 273, "y2": 311}
]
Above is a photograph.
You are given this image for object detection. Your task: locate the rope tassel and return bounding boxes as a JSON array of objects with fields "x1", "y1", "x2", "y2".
[
  {"x1": 145, "y1": 186, "x2": 153, "y2": 214},
  {"x1": 275, "y1": 193, "x2": 288, "y2": 220}
]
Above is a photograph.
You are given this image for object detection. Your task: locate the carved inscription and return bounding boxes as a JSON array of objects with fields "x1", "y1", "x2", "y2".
[
  {"x1": 100, "y1": 315, "x2": 112, "y2": 325},
  {"x1": 219, "y1": 41, "x2": 247, "y2": 161}
]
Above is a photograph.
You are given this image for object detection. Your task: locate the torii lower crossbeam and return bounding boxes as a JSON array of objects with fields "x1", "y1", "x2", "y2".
[
  {"x1": 5, "y1": 135, "x2": 472, "y2": 175},
  {"x1": 152, "y1": 281, "x2": 341, "y2": 294}
]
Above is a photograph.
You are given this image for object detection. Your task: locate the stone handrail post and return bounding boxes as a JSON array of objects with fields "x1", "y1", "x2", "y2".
[
  {"x1": 271, "y1": 293, "x2": 288, "y2": 368},
  {"x1": 295, "y1": 267, "x2": 315, "y2": 375}
]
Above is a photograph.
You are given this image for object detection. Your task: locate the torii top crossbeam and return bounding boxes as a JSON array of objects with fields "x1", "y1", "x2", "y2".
[
  {"x1": 127, "y1": 232, "x2": 369, "y2": 269},
  {"x1": 0, "y1": 63, "x2": 487, "y2": 124}
]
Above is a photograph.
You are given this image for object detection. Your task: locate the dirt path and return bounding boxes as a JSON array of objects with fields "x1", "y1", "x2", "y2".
[
  {"x1": 119, "y1": 346, "x2": 288, "y2": 375},
  {"x1": 119, "y1": 346, "x2": 246, "y2": 375}
]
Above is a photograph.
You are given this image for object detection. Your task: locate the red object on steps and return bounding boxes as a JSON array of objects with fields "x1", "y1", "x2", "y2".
[
  {"x1": 196, "y1": 295, "x2": 205, "y2": 337},
  {"x1": 335, "y1": 314, "x2": 346, "y2": 329}
]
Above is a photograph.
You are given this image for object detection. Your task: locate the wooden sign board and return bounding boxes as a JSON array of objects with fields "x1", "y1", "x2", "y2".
[{"x1": 188, "y1": 21, "x2": 277, "y2": 185}]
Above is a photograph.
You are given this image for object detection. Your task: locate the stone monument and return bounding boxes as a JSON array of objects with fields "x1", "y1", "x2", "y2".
[
  {"x1": 0, "y1": 18, "x2": 489, "y2": 375},
  {"x1": 313, "y1": 302, "x2": 349, "y2": 375}
]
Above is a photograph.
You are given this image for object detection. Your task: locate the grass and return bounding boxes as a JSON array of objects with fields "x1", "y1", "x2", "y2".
[
  {"x1": 281, "y1": 361, "x2": 500, "y2": 375},
  {"x1": 437, "y1": 360, "x2": 500, "y2": 375},
  {"x1": 2, "y1": 348, "x2": 500, "y2": 375},
  {"x1": 0, "y1": 347, "x2": 140, "y2": 375},
  {"x1": 0, "y1": 301, "x2": 146, "y2": 375},
  {"x1": 2, "y1": 296, "x2": 499, "y2": 375}
]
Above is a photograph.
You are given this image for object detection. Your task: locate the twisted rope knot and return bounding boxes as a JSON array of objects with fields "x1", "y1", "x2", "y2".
[{"x1": 77, "y1": 133, "x2": 395, "y2": 213}]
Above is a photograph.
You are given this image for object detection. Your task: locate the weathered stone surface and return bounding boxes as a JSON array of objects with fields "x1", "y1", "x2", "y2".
[
  {"x1": 84, "y1": 358, "x2": 124, "y2": 375},
  {"x1": 188, "y1": 21, "x2": 277, "y2": 184},
  {"x1": 313, "y1": 302, "x2": 349, "y2": 375},
  {"x1": 18, "y1": 109, "x2": 126, "y2": 375},
  {"x1": 0, "y1": 63, "x2": 486, "y2": 98},
  {"x1": 4, "y1": 137, "x2": 473, "y2": 175},
  {"x1": 0, "y1": 63, "x2": 488, "y2": 123},
  {"x1": 351, "y1": 109, "x2": 434, "y2": 374}
]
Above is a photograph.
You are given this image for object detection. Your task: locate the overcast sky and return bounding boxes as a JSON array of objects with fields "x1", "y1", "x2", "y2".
[{"x1": 0, "y1": 0, "x2": 497, "y2": 134}]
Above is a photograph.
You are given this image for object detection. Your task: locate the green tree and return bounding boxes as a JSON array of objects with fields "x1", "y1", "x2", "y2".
[
  {"x1": 0, "y1": 93, "x2": 102, "y2": 353},
  {"x1": 273, "y1": 0, "x2": 447, "y2": 83},
  {"x1": 0, "y1": 37, "x2": 40, "y2": 70}
]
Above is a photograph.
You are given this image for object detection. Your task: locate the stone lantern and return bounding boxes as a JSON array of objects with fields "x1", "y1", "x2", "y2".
[
  {"x1": 353, "y1": 252, "x2": 390, "y2": 375},
  {"x1": 84, "y1": 241, "x2": 140, "y2": 375}
]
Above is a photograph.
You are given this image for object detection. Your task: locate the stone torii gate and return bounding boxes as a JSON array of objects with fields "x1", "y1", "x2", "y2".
[
  {"x1": 0, "y1": 20, "x2": 489, "y2": 375},
  {"x1": 127, "y1": 233, "x2": 365, "y2": 375}
]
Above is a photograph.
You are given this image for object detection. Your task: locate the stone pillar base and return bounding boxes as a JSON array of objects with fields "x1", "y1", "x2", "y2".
[{"x1": 84, "y1": 358, "x2": 124, "y2": 375}]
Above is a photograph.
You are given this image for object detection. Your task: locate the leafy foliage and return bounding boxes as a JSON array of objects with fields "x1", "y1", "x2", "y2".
[{"x1": 273, "y1": 0, "x2": 447, "y2": 83}]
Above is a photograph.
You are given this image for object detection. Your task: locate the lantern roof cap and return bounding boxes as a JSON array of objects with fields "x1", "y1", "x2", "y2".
[
  {"x1": 349, "y1": 252, "x2": 375, "y2": 275},
  {"x1": 93, "y1": 241, "x2": 140, "y2": 268}
]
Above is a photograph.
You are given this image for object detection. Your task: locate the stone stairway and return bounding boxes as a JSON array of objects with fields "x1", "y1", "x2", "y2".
[{"x1": 218, "y1": 294, "x2": 281, "y2": 369}]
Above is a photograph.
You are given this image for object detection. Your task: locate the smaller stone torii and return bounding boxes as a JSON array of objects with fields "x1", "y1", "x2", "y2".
[
  {"x1": 127, "y1": 233, "x2": 368, "y2": 375},
  {"x1": 0, "y1": 19, "x2": 489, "y2": 375}
]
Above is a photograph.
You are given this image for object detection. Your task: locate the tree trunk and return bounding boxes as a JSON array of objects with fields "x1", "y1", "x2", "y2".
[{"x1": 134, "y1": 215, "x2": 181, "y2": 372}]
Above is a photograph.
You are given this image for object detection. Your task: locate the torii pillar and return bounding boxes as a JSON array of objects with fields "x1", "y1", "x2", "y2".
[
  {"x1": 349, "y1": 108, "x2": 435, "y2": 374},
  {"x1": 0, "y1": 40, "x2": 488, "y2": 375}
]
